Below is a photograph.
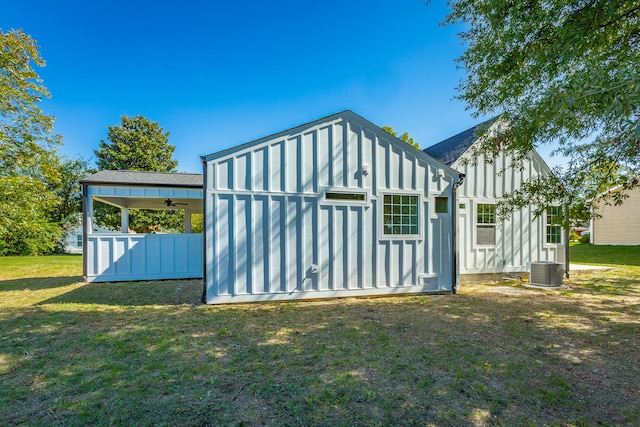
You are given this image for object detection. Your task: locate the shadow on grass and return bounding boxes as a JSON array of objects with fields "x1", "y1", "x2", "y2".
[
  {"x1": 566, "y1": 271, "x2": 640, "y2": 297},
  {"x1": 37, "y1": 279, "x2": 203, "y2": 307},
  {"x1": 2, "y1": 292, "x2": 639, "y2": 426},
  {"x1": 0, "y1": 276, "x2": 83, "y2": 292}
]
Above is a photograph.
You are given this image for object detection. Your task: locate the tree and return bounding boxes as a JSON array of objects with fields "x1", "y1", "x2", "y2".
[
  {"x1": 442, "y1": 0, "x2": 640, "y2": 219},
  {"x1": 94, "y1": 115, "x2": 183, "y2": 232},
  {"x1": 0, "y1": 29, "x2": 67, "y2": 255},
  {"x1": 49, "y1": 157, "x2": 93, "y2": 225},
  {"x1": 0, "y1": 29, "x2": 61, "y2": 182},
  {"x1": 95, "y1": 115, "x2": 178, "y2": 172},
  {"x1": 0, "y1": 176, "x2": 61, "y2": 255},
  {"x1": 381, "y1": 126, "x2": 421, "y2": 149}
]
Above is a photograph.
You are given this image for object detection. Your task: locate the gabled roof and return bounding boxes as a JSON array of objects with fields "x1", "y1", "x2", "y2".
[
  {"x1": 423, "y1": 118, "x2": 497, "y2": 166},
  {"x1": 202, "y1": 110, "x2": 458, "y2": 176},
  {"x1": 80, "y1": 170, "x2": 203, "y2": 188}
]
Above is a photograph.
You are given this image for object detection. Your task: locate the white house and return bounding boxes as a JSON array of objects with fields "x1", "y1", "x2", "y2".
[
  {"x1": 202, "y1": 111, "x2": 462, "y2": 304},
  {"x1": 591, "y1": 186, "x2": 640, "y2": 245},
  {"x1": 63, "y1": 218, "x2": 114, "y2": 255},
  {"x1": 424, "y1": 120, "x2": 565, "y2": 281},
  {"x1": 80, "y1": 112, "x2": 566, "y2": 298}
]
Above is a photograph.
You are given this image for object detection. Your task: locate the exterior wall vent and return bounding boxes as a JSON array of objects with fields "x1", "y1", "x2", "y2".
[{"x1": 529, "y1": 261, "x2": 564, "y2": 287}]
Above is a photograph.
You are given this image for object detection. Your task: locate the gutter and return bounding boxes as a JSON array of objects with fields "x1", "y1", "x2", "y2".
[{"x1": 452, "y1": 173, "x2": 466, "y2": 294}]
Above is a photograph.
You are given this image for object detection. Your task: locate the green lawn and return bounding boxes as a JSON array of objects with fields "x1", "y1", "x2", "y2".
[
  {"x1": 570, "y1": 242, "x2": 640, "y2": 267},
  {"x1": 1, "y1": 251, "x2": 638, "y2": 426}
]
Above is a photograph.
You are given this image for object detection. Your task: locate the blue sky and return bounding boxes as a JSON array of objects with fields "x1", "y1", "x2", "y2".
[{"x1": 4, "y1": 0, "x2": 524, "y2": 173}]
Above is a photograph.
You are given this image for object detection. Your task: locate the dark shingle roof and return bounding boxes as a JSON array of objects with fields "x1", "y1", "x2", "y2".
[
  {"x1": 423, "y1": 118, "x2": 497, "y2": 166},
  {"x1": 80, "y1": 170, "x2": 202, "y2": 188}
]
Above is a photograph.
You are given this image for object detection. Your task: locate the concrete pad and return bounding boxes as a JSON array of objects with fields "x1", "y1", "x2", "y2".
[
  {"x1": 482, "y1": 286, "x2": 540, "y2": 296},
  {"x1": 570, "y1": 263, "x2": 613, "y2": 272}
]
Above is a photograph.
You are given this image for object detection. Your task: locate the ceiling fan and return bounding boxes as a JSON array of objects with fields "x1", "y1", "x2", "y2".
[{"x1": 164, "y1": 198, "x2": 188, "y2": 207}]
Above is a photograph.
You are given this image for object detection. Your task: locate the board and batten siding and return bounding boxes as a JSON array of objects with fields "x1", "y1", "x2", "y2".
[
  {"x1": 203, "y1": 112, "x2": 458, "y2": 304},
  {"x1": 453, "y1": 149, "x2": 564, "y2": 274},
  {"x1": 592, "y1": 186, "x2": 640, "y2": 245},
  {"x1": 83, "y1": 184, "x2": 204, "y2": 282}
]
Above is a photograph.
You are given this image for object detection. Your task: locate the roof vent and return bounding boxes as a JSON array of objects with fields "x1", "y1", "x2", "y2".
[{"x1": 529, "y1": 261, "x2": 563, "y2": 287}]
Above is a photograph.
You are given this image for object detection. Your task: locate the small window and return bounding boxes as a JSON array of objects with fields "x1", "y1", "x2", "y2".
[
  {"x1": 546, "y1": 206, "x2": 562, "y2": 244},
  {"x1": 435, "y1": 197, "x2": 448, "y2": 214},
  {"x1": 325, "y1": 192, "x2": 366, "y2": 201},
  {"x1": 383, "y1": 194, "x2": 419, "y2": 235},
  {"x1": 477, "y1": 203, "x2": 496, "y2": 245},
  {"x1": 77, "y1": 235, "x2": 83, "y2": 247}
]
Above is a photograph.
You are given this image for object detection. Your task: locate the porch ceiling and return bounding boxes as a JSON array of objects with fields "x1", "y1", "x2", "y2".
[{"x1": 93, "y1": 196, "x2": 203, "y2": 213}]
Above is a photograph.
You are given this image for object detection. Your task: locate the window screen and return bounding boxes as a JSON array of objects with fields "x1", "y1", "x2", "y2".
[
  {"x1": 477, "y1": 203, "x2": 496, "y2": 245},
  {"x1": 383, "y1": 194, "x2": 419, "y2": 235}
]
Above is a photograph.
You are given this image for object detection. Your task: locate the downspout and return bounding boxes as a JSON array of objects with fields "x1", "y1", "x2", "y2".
[
  {"x1": 201, "y1": 157, "x2": 208, "y2": 304},
  {"x1": 451, "y1": 173, "x2": 466, "y2": 294}
]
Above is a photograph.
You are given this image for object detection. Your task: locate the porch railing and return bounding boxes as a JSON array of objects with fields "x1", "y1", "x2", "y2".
[{"x1": 84, "y1": 233, "x2": 203, "y2": 283}]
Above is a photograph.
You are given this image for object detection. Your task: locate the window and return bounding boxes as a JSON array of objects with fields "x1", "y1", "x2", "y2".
[
  {"x1": 383, "y1": 194, "x2": 419, "y2": 235},
  {"x1": 477, "y1": 203, "x2": 496, "y2": 245},
  {"x1": 546, "y1": 206, "x2": 563, "y2": 244},
  {"x1": 325, "y1": 192, "x2": 366, "y2": 201},
  {"x1": 435, "y1": 197, "x2": 448, "y2": 214},
  {"x1": 77, "y1": 234, "x2": 83, "y2": 247}
]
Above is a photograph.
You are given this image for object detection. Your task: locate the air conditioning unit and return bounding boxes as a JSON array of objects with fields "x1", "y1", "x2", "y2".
[{"x1": 529, "y1": 261, "x2": 564, "y2": 287}]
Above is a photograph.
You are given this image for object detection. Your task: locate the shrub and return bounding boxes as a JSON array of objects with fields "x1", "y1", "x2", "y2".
[{"x1": 579, "y1": 234, "x2": 591, "y2": 244}]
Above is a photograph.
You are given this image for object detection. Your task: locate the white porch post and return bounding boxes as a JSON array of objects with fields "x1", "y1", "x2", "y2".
[
  {"x1": 85, "y1": 195, "x2": 93, "y2": 236},
  {"x1": 121, "y1": 208, "x2": 129, "y2": 233},
  {"x1": 184, "y1": 209, "x2": 192, "y2": 233}
]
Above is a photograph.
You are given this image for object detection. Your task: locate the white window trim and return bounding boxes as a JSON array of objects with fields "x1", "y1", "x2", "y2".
[
  {"x1": 378, "y1": 191, "x2": 424, "y2": 241},
  {"x1": 544, "y1": 206, "x2": 564, "y2": 247},
  {"x1": 473, "y1": 199, "x2": 498, "y2": 248}
]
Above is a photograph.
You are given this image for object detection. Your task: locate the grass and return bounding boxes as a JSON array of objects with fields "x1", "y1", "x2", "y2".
[
  {"x1": 1, "y1": 248, "x2": 639, "y2": 426},
  {"x1": 570, "y1": 242, "x2": 640, "y2": 267}
]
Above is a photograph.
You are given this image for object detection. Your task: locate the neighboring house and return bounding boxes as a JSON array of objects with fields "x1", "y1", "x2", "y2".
[
  {"x1": 63, "y1": 221, "x2": 114, "y2": 254},
  {"x1": 591, "y1": 186, "x2": 640, "y2": 245},
  {"x1": 424, "y1": 120, "x2": 565, "y2": 281},
  {"x1": 202, "y1": 110, "x2": 462, "y2": 304}
]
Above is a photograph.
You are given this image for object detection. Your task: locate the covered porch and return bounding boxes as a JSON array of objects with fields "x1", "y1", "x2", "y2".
[{"x1": 81, "y1": 170, "x2": 204, "y2": 283}]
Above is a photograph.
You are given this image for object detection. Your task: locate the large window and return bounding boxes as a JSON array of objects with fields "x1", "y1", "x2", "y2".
[
  {"x1": 477, "y1": 203, "x2": 496, "y2": 245},
  {"x1": 383, "y1": 194, "x2": 419, "y2": 235},
  {"x1": 546, "y1": 206, "x2": 563, "y2": 244}
]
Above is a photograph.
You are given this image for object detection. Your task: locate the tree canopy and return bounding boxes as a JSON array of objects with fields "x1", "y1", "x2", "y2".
[
  {"x1": 443, "y1": 0, "x2": 640, "y2": 219},
  {"x1": 0, "y1": 29, "x2": 61, "y2": 183},
  {"x1": 94, "y1": 115, "x2": 183, "y2": 232},
  {"x1": 95, "y1": 115, "x2": 178, "y2": 172},
  {"x1": 0, "y1": 29, "x2": 75, "y2": 255},
  {"x1": 0, "y1": 176, "x2": 61, "y2": 256},
  {"x1": 382, "y1": 126, "x2": 421, "y2": 149}
]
